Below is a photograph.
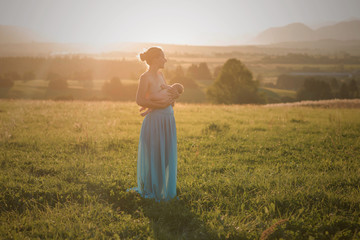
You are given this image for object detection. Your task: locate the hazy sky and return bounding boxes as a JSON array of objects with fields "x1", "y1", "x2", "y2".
[{"x1": 0, "y1": 0, "x2": 359, "y2": 45}]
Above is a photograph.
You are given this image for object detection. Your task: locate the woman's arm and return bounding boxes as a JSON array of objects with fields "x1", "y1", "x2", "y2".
[{"x1": 136, "y1": 75, "x2": 174, "y2": 109}]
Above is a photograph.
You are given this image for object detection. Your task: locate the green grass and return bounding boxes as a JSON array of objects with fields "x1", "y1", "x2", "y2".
[
  {"x1": 258, "y1": 87, "x2": 297, "y2": 103},
  {"x1": 1, "y1": 100, "x2": 360, "y2": 239},
  {"x1": 260, "y1": 87, "x2": 296, "y2": 98}
]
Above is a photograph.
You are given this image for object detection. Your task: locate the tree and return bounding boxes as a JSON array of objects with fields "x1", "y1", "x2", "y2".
[
  {"x1": 4, "y1": 72, "x2": 21, "y2": 81},
  {"x1": 170, "y1": 75, "x2": 198, "y2": 88},
  {"x1": 47, "y1": 71, "x2": 68, "y2": 90},
  {"x1": 187, "y1": 64, "x2": 198, "y2": 79},
  {"x1": 339, "y1": 83, "x2": 349, "y2": 99},
  {"x1": 72, "y1": 70, "x2": 94, "y2": 89},
  {"x1": 213, "y1": 65, "x2": 222, "y2": 79},
  {"x1": 186, "y1": 63, "x2": 212, "y2": 80},
  {"x1": 0, "y1": 75, "x2": 14, "y2": 97},
  {"x1": 197, "y1": 62, "x2": 212, "y2": 80},
  {"x1": 256, "y1": 74, "x2": 264, "y2": 85},
  {"x1": 163, "y1": 67, "x2": 175, "y2": 80},
  {"x1": 171, "y1": 66, "x2": 198, "y2": 88},
  {"x1": 72, "y1": 70, "x2": 93, "y2": 81},
  {"x1": 297, "y1": 78, "x2": 333, "y2": 100},
  {"x1": 348, "y1": 79, "x2": 358, "y2": 98},
  {"x1": 102, "y1": 77, "x2": 123, "y2": 99},
  {"x1": 174, "y1": 65, "x2": 185, "y2": 78},
  {"x1": 0, "y1": 75, "x2": 14, "y2": 88},
  {"x1": 22, "y1": 71, "x2": 36, "y2": 82},
  {"x1": 46, "y1": 72, "x2": 64, "y2": 81},
  {"x1": 330, "y1": 78, "x2": 339, "y2": 90},
  {"x1": 330, "y1": 78, "x2": 339, "y2": 97},
  {"x1": 207, "y1": 58, "x2": 263, "y2": 104}
]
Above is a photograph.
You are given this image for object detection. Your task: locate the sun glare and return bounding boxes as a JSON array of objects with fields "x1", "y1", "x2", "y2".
[{"x1": 0, "y1": 0, "x2": 360, "y2": 46}]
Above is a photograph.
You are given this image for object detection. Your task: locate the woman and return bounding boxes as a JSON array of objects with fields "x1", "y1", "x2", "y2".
[{"x1": 130, "y1": 47, "x2": 180, "y2": 202}]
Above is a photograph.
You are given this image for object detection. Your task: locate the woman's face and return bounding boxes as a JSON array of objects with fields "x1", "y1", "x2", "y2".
[{"x1": 153, "y1": 51, "x2": 167, "y2": 69}]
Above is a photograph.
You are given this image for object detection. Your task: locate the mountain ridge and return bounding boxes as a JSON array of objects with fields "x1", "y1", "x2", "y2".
[
  {"x1": 253, "y1": 20, "x2": 360, "y2": 44},
  {"x1": 1, "y1": 20, "x2": 360, "y2": 56}
]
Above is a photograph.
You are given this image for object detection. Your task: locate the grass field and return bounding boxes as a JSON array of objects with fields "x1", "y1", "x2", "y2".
[{"x1": 1, "y1": 100, "x2": 360, "y2": 239}]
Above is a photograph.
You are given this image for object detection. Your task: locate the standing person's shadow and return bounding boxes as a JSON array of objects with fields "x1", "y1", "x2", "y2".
[
  {"x1": 105, "y1": 186, "x2": 218, "y2": 239},
  {"x1": 85, "y1": 178, "x2": 218, "y2": 239},
  {"x1": 140, "y1": 196, "x2": 218, "y2": 239}
]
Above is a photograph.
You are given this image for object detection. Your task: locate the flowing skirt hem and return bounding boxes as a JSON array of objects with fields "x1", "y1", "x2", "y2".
[{"x1": 126, "y1": 187, "x2": 178, "y2": 202}]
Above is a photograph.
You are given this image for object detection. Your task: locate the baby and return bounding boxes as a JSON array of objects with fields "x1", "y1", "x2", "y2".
[{"x1": 140, "y1": 83, "x2": 184, "y2": 117}]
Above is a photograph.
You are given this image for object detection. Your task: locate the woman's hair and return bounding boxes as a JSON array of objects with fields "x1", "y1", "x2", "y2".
[{"x1": 139, "y1": 47, "x2": 163, "y2": 65}]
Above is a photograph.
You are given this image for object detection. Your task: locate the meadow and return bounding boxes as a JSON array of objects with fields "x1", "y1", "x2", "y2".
[{"x1": 0, "y1": 100, "x2": 360, "y2": 239}]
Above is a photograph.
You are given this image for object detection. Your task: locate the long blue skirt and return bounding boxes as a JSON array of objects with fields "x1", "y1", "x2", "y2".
[{"x1": 129, "y1": 105, "x2": 177, "y2": 202}]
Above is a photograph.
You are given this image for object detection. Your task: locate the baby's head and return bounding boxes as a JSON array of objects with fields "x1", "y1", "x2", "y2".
[{"x1": 172, "y1": 83, "x2": 184, "y2": 94}]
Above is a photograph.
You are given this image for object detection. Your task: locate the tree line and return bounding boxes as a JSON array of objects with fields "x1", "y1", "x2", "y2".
[
  {"x1": 275, "y1": 74, "x2": 360, "y2": 90},
  {"x1": 0, "y1": 60, "x2": 216, "y2": 100},
  {"x1": 0, "y1": 56, "x2": 145, "y2": 80},
  {"x1": 1, "y1": 56, "x2": 359, "y2": 103},
  {"x1": 101, "y1": 63, "x2": 214, "y2": 100},
  {"x1": 297, "y1": 78, "x2": 359, "y2": 100},
  {"x1": 262, "y1": 53, "x2": 360, "y2": 64}
]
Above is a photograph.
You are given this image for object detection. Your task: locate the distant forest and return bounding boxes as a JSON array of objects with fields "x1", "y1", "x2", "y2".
[
  {"x1": 262, "y1": 53, "x2": 360, "y2": 64},
  {"x1": 0, "y1": 56, "x2": 146, "y2": 80},
  {"x1": 1, "y1": 55, "x2": 359, "y2": 103}
]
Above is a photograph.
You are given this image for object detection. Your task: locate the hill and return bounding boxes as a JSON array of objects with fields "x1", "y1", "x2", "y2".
[
  {"x1": 253, "y1": 20, "x2": 360, "y2": 44},
  {"x1": 253, "y1": 23, "x2": 316, "y2": 44},
  {"x1": 1, "y1": 22, "x2": 360, "y2": 57}
]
